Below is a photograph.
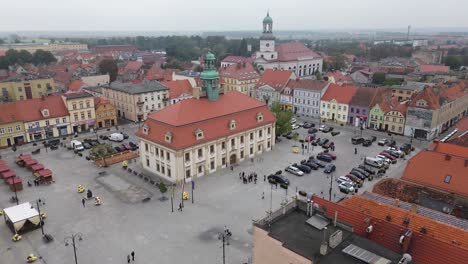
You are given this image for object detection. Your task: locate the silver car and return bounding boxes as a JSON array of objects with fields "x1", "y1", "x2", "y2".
[{"x1": 286, "y1": 166, "x2": 304, "y2": 176}]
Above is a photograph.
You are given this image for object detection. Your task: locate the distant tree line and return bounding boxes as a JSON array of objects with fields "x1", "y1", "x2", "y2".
[
  {"x1": 369, "y1": 43, "x2": 412, "y2": 60},
  {"x1": 0, "y1": 49, "x2": 57, "y2": 69},
  {"x1": 444, "y1": 47, "x2": 468, "y2": 70}
]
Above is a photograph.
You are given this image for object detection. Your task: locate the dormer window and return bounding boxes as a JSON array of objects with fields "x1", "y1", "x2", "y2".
[
  {"x1": 257, "y1": 112, "x2": 264, "y2": 122},
  {"x1": 229, "y1": 120, "x2": 236, "y2": 130},
  {"x1": 42, "y1": 109, "x2": 49, "y2": 117},
  {"x1": 195, "y1": 129, "x2": 204, "y2": 140},
  {"x1": 142, "y1": 124, "x2": 149, "y2": 135},
  {"x1": 165, "y1": 131, "x2": 172, "y2": 143},
  {"x1": 417, "y1": 100, "x2": 427, "y2": 107}
]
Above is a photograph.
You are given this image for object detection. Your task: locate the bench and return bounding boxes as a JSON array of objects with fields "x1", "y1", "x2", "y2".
[
  {"x1": 142, "y1": 197, "x2": 151, "y2": 203},
  {"x1": 98, "y1": 171, "x2": 107, "y2": 176},
  {"x1": 31, "y1": 149, "x2": 41, "y2": 155}
]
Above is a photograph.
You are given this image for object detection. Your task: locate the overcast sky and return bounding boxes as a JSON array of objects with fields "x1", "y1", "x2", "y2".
[{"x1": 2, "y1": 0, "x2": 468, "y2": 31}]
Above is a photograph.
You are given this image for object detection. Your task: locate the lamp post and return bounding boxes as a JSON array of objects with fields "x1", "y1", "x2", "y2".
[
  {"x1": 64, "y1": 232, "x2": 83, "y2": 264},
  {"x1": 34, "y1": 198, "x2": 45, "y2": 235},
  {"x1": 218, "y1": 226, "x2": 232, "y2": 264},
  {"x1": 328, "y1": 172, "x2": 334, "y2": 201},
  {"x1": 13, "y1": 179, "x2": 19, "y2": 205}
]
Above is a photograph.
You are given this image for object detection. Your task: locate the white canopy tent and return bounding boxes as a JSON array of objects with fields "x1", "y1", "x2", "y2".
[{"x1": 3, "y1": 202, "x2": 40, "y2": 233}]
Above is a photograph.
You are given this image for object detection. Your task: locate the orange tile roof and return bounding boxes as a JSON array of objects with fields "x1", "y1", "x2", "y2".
[
  {"x1": 340, "y1": 195, "x2": 468, "y2": 250},
  {"x1": 136, "y1": 91, "x2": 276, "y2": 150},
  {"x1": 276, "y1": 42, "x2": 321, "y2": 61},
  {"x1": 256, "y1": 69, "x2": 294, "y2": 91},
  {"x1": 420, "y1": 64, "x2": 450, "y2": 73},
  {"x1": 326, "y1": 70, "x2": 353, "y2": 83},
  {"x1": 68, "y1": 80, "x2": 85, "y2": 92},
  {"x1": 402, "y1": 147, "x2": 468, "y2": 198},
  {"x1": 409, "y1": 86, "x2": 440, "y2": 109},
  {"x1": 161, "y1": 80, "x2": 193, "y2": 99},
  {"x1": 320, "y1": 83, "x2": 359, "y2": 104},
  {"x1": 0, "y1": 95, "x2": 69, "y2": 124},
  {"x1": 220, "y1": 62, "x2": 259, "y2": 81}
]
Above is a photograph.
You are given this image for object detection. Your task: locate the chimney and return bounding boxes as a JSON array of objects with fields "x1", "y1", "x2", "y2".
[
  {"x1": 395, "y1": 198, "x2": 400, "y2": 207},
  {"x1": 410, "y1": 204, "x2": 418, "y2": 213},
  {"x1": 445, "y1": 154, "x2": 451, "y2": 161}
]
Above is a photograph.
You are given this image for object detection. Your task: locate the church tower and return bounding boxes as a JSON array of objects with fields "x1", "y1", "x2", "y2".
[
  {"x1": 200, "y1": 51, "x2": 220, "y2": 101},
  {"x1": 257, "y1": 12, "x2": 277, "y2": 61}
]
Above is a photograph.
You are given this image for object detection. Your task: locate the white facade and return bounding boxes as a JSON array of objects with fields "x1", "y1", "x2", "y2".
[
  {"x1": 139, "y1": 124, "x2": 275, "y2": 183},
  {"x1": 293, "y1": 86, "x2": 329, "y2": 118}
]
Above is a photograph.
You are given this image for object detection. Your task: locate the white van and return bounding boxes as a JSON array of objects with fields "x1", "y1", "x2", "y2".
[
  {"x1": 109, "y1": 133, "x2": 124, "y2": 142},
  {"x1": 364, "y1": 157, "x2": 383, "y2": 168},
  {"x1": 70, "y1": 140, "x2": 84, "y2": 151}
]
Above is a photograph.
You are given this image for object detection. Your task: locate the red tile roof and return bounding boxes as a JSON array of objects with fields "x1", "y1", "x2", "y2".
[
  {"x1": 419, "y1": 64, "x2": 450, "y2": 73},
  {"x1": 136, "y1": 91, "x2": 276, "y2": 150},
  {"x1": 0, "y1": 95, "x2": 69, "y2": 124},
  {"x1": 0, "y1": 50, "x2": 6, "y2": 57},
  {"x1": 221, "y1": 56, "x2": 253, "y2": 64},
  {"x1": 161, "y1": 80, "x2": 193, "y2": 99},
  {"x1": 120, "y1": 61, "x2": 143, "y2": 75},
  {"x1": 326, "y1": 70, "x2": 353, "y2": 84},
  {"x1": 402, "y1": 144, "x2": 468, "y2": 198},
  {"x1": 53, "y1": 71, "x2": 73, "y2": 84},
  {"x1": 409, "y1": 86, "x2": 440, "y2": 109},
  {"x1": 145, "y1": 65, "x2": 173, "y2": 81},
  {"x1": 220, "y1": 62, "x2": 260, "y2": 81},
  {"x1": 256, "y1": 69, "x2": 294, "y2": 91},
  {"x1": 340, "y1": 195, "x2": 468, "y2": 250},
  {"x1": 68, "y1": 80, "x2": 85, "y2": 92},
  {"x1": 320, "y1": 83, "x2": 359, "y2": 104},
  {"x1": 447, "y1": 117, "x2": 468, "y2": 147},
  {"x1": 275, "y1": 42, "x2": 320, "y2": 62}
]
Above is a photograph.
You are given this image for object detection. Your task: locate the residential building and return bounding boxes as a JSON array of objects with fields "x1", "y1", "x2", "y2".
[
  {"x1": 82, "y1": 86, "x2": 103, "y2": 97},
  {"x1": 0, "y1": 109, "x2": 26, "y2": 147},
  {"x1": 418, "y1": 64, "x2": 450, "y2": 74},
  {"x1": 391, "y1": 82, "x2": 430, "y2": 101},
  {"x1": 350, "y1": 70, "x2": 372, "y2": 84},
  {"x1": 254, "y1": 13, "x2": 323, "y2": 77},
  {"x1": 291, "y1": 80, "x2": 330, "y2": 118},
  {"x1": 320, "y1": 84, "x2": 358, "y2": 124},
  {"x1": 255, "y1": 69, "x2": 295, "y2": 106},
  {"x1": 94, "y1": 97, "x2": 117, "y2": 129},
  {"x1": 81, "y1": 75, "x2": 110, "y2": 87},
  {"x1": 325, "y1": 70, "x2": 353, "y2": 85},
  {"x1": 118, "y1": 61, "x2": 143, "y2": 81},
  {"x1": 62, "y1": 92, "x2": 96, "y2": 133},
  {"x1": 347, "y1": 87, "x2": 377, "y2": 127},
  {"x1": 0, "y1": 43, "x2": 88, "y2": 53},
  {"x1": 102, "y1": 80, "x2": 169, "y2": 122},
  {"x1": 382, "y1": 98, "x2": 408, "y2": 135},
  {"x1": 405, "y1": 82, "x2": 467, "y2": 140},
  {"x1": 220, "y1": 62, "x2": 260, "y2": 97},
  {"x1": 220, "y1": 56, "x2": 253, "y2": 68},
  {"x1": 402, "y1": 140, "x2": 468, "y2": 198},
  {"x1": 92, "y1": 45, "x2": 138, "y2": 54},
  {"x1": 368, "y1": 87, "x2": 393, "y2": 130},
  {"x1": 446, "y1": 117, "x2": 468, "y2": 147},
  {"x1": 1, "y1": 78, "x2": 55, "y2": 102},
  {"x1": 68, "y1": 80, "x2": 85, "y2": 92},
  {"x1": 136, "y1": 52, "x2": 276, "y2": 183},
  {"x1": 161, "y1": 80, "x2": 193, "y2": 105}
]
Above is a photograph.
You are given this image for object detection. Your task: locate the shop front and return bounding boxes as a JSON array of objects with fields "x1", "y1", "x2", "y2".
[
  {"x1": 56, "y1": 123, "x2": 69, "y2": 136},
  {"x1": 27, "y1": 127, "x2": 43, "y2": 142}
]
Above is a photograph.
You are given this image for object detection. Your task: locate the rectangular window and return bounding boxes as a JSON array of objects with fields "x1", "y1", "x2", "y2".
[
  {"x1": 86, "y1": 101, "x2": 90, "y2": 108},
  {"x1": 160, "y1": 149, "x2": 164, "y2": 157},
  {"x1": 198, "y1": 149, "x2": 203, "y2": 158},
  {"x1": 62, "y1": 117, "x2": 67, "y2": 123},
  {"x1": 198, "y1": 166, "x2": 202, "y2": 173},
  {"x1": 80, "y1": 102, "x2": 83, "y2": 109},
  {"x1": 240, "y1": 151, "x2": 244, "y2": 159},
  {"x1": 221, "y1": 142, "x2": 225, "y2": 150},
  {"x1": 231, "y1": 138, "x2": 235, "y2": 147},
  {"x1": 250, "y1": 133, "x2": 254, "y2": 140},
  {"x1": 45, "y1": 120, "x2": 50, "y2": 126},
  {"x1": 250, "y1": 147, "x2": 253, "y2": 155},
  {"x1": 55, "y1": 118, "x2": 59, "y2": 124},
  {"x1": 81, "y1": 112, "x2": 85, "y2": 119},
  {"x1": 156, "y1": 164, "x2": 160, "y2": 172},
  {"x1": 146, "y1": 158, "x2": 150, "y2": 167},
  {"x1": 74, "y1": 114, "x2": 78, "y2": 121},
  {"x1": 145, "y1": 143, "x2": 149, "y2": 152},
  {"x1": 267, "y1": 141, "x2": 271, "y2": 148},
  {"x1": 155, "y1": 148, "x2": 159, "y2": 156},
  {"x1": 210, "y1": 161, "x2": 215, "y2": 170},
  {"x1": 161, "y1": 166, "x2": 165, "y2": 174},
  {"x1": 87, "y1": 111, "x2": 92, "y2": 119},
  {"x1": 210, "y1": 145, "x2": 214, "y2": 153},
  {"x1": 16, "y1": 125, "x2": 21, "y2": 131},
  {"x1": 444, "y1": 175, "x2": 451, "y2": 183},
  {"x1": 72, "y1": 104, "x2": 77, "y2": 110},
  {"x1": 240, "y1": 136, "x2": 244, "y2": 144},
  {"x1": 185, "y1": 153, "x2": 190, "y2": 161},
  {"x1": 267, "y1": 127, "x2": 271, "y2": 134},
  {"x1": 186, "y1": 170, "x2": 191, "y2": 178},
  {"x1": 222, "y1": 157, "x2": 226, "y2": 165},
  {"x1": 0, "y1": 128, "x2": 4, "y2": 134},
  {"x1": 166, "y1": 152, "x2": 170, "y2": 161},
  {"x1": 259, "y1": 130, "x2": 263, "y2": 137}
]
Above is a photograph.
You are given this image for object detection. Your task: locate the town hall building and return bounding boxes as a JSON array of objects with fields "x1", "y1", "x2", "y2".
[
  {"x1": 254, "y1": 12, "x2": 323, "y2": 78},
  {"x1": 137, "y1": 52, "x2": 276, "y2": 183}
]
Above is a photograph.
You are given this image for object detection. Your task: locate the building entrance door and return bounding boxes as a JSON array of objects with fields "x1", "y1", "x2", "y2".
[
  {"x1": 25, "y1": 86, "x2": 33, "y2": 99},
  {"x1": 229, "y1": 154, "x2": 237, "y2": 165}
]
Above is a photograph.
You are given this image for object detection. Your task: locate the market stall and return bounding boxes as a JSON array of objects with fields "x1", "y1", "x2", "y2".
[
  {"x1": 0, "y1": 164, "x2": 10, "y2": 173},
  {"x1": 24, "y1": 159, "x2": 38, "y2": 170},
  {"x1": 2, "y1": 202, "x2": 41, "y2": 234},
  {"x1": 1, "y1": 170, "x2": 16, "y2": 181},
  {"x1": 31, "y1": 164, "x2": 45, "y2": 175},
  {"x1": 36, "y1": 169, "x2": 53, "y2": 184},
  {"x1": 15, "y1": 155, "x2": 32, "y2": 167},
  {"x1": 6, "y1": 177, "x2": 23, "y2": 191}
]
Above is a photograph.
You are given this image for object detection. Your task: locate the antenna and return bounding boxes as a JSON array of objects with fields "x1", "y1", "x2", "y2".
[{"x1": 407, "y1": 25, "x2": 411, "y2": 40}]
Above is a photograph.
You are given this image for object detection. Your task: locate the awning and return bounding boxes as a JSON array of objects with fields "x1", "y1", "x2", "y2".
[
  {"x1": 0, "y1": 165, "x2": 10, "y2": 173},
  {"x1": 38, "y1": 169, "x2": 52, "y2": 177},
  {"x1": 16, "y1": 154, "x2": 32, "y2": 162},
  {"x1": 3, "y1": 202, "x2": 40, "y2": 232},
  {"x1": 6, "y1": 177, "x2": 22, "y2": 185},
  {"x1": 56, "y1": 123, "x2": 69, "y2": 127},
  {"x1": 24, "y1": 159, "x2": 38, "y2": 166},
  {"x1": 1, "y1": 170, "x2": 16, "y2": 179},
  {"x1": 31, "y1": 164, "x2": 44, "y2": 172}
]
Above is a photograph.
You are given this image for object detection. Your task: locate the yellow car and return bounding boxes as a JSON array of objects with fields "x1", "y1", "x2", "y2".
[
  {"x1": 182, "y1": 191, "x2": 189, "y2": 200},
  {"x1": 293, "y1": 147, "x2": 299, "y2": 154}
]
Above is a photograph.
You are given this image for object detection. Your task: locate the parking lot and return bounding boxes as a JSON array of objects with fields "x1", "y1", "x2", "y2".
[{"x1": 0, "y1": 121, "x2": 424, "y2": 264}]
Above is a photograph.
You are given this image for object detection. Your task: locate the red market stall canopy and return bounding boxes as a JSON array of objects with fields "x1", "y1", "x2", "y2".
[
  {"x1": 0, "y1": 165, "x2": 10, "y2": 173},
  {"x1": 7, "y1": 177, "x2": 22, "y2": 185},
  {"x1": 0, "y1": 160, "x2": 6, "y2": 165},
  {"x1": 30, "y1": 164, "x2": 44, "y2": 172},
  {"x1": 16, "y1": 155, "x2": 32, "y2": 162},
  {"x1": 37, "y1": 169, "x2": 52, "y2": 178},
  {"x1": 1, "y1": 170, "x2": 16, "y2": 180},
  {"x1": 24, "y1": 159, "x2": 38, "y2": 167}
]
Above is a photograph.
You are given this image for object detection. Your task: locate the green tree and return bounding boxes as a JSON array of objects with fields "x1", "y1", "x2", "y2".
[
  {"x1": 0, "y1": 38, "x2": 5, "y2": 44},
  {"x1": 98, "y1": 59, "x2": 119, "y2": 82},
  {"x1": 239, "y1": 38, "x2": 248, "y2": 56},
  {"x1": 32, "y1": 49, "x2": 57, "y2": 65},
  {"x1": 444, "y1": 55, "x2": 461, "y2": 70},
  {"x1": 18, "y1": 50, "x2": 33, "y2": 64},
  {"x1": 372, "y1": 72, "x2": 386, "y2": 84},
  {"x1": 271, "y1": 102, "x2": 293, "y2": 136},
  {"x1": 4, "y1": 49, "x2": 19, "y2": 65},
  {"x1": 159, "y1": 182, "x2": 168, "y2": 199}
]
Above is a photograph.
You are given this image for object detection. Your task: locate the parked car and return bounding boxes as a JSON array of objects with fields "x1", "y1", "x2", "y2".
[
  {"x1": 292, "y1": 124, "x2": 300, "y2": 130},
  {"x1": 316, "y1": 154, "x2": 332, "y2": 162},
  {"x1": 362, "y1": 139, "x2": 372, "y2": 147},
  {"x1": 312, "y1": 138, "x2": 321, "y2": 146},
  {"x1": 83, "y1": 142, "x2": 92, "y2": 149},
  {"x1": 99, "y1": 135, "x2": 109, "y2": 140},
  {"x1": 129, "y1": 141, "x2": 139, "y2": 150},
  {"x1": 349, "y1": 170, "x2": 366, "y2": 180},
  {"x1": 114, "y1": 146, "x2": 122, "y2": 152},
  {"x1": 109, "y1": 133, "x2": 124, "y2": 142},
  {"x1": 358, "y1": 164, "x2": 377, "y2": 175},
  {"x1": 400, "y1": 143, "x2": 414, "y2": 154},
  {"x1": 387, "y1": 147, "x2": 405, "y2": 157},
  {"x1": 308, "y1": 158, "x2": 325, "y2": 168},
  {"x1": 267, "y1": 174, "x2": 290, "y2": 185},
  {"x1": 304, "y1": 162, "x2": 320, "y2": 170},
  {"x1": 285, "y1": 165, "x2": 305, "y2": 176},
  {"x1": 319, "y1": 125, "x2": 326, "y2": 131},
  {"x1": 382, "y1": 149, "x2": 400, "y2": 159},
  {"x1": 318, "y1": 138, "x2": 329, "y2": 146},
  {"x1": 319, "y1": 151, "x2": 336, "y2": 160},
  {"x1": 378, "y1": 138, "x2": 389, "y2": 146},
  {"x1": 352, "y1": 168, "x2": 370, "y2": 178},
  {"x1": 120, "y1": 132, "x2": 129, "y2": 139},
  {"x1": 337, "y1": 176, "x2": 353, "y2": 185},
  {"x1": 323, "y1": 141, "x2": 334, "y2": 149},
  {"x1": 322, "y1": 126, "x2": 334, "y2": 133},
  {"x1": 291, "y1": 118, "x2": 297, "y2": 124},
  {"x1": 375, "y1": 155, "x2": 392, "y2": 166},
  {"x1": 308, "y1": 128, "x2": 318, "y2": 134},
  {"x1": 304, "y1": 135, "x2": 315, "y2": 143},
  {"x1": 286, "y1": 132, "x2": 294, "y2": 139},
  {"x1": 295, "y1": 164, "x2": 312, "y2": 174},
  {"x1": 370, "y1": 136, "x2": 377, "y2": 142},
  {"x1": 121, "y1": 144, "x2": 132, "y2": 151},
  {"x1": 379, "y1": 152, "x2": 397, "y2": 163},
  {"x1": 388, "y1": 139, "x2": 396, "y2": 147},
  {"x1": 339, "y1": 182, "x2": 355, "y2": 194},
  {"x1": 47, "y1": 139, "x2": 60, "y2": 146},
  {"x1": 331, "y1": 131, "x2": 341, "y2": 136},
  {"x1": 345, "y1": 174, "x2": 363, "y2": 187},
  {"x1": 303, "y1": 122, "x2": 314, "y2": 129},
  {"x1": 324, "y1": 164, "x2": 336, "y2": 174},
  {"x1": 351, "y1": 136, "x2": 364, "y2": 145}
]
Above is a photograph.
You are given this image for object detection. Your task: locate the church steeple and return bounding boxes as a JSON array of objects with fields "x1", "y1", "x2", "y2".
[
  {"x1": 263, "y1": 11, "x2": 273, "y2": 33},
  {"x1": 200, "y1": 51, "x2": 220, "y2": 101}
]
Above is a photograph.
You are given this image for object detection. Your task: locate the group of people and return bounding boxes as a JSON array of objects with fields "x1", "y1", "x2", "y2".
[{"x1": 239, "y1": 171, "x2": 258, "y2": 184}]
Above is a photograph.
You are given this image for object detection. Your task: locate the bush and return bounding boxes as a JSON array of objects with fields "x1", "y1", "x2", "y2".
[{"x1": 159, "y1": 182, "x2": 167, "y2": 195}]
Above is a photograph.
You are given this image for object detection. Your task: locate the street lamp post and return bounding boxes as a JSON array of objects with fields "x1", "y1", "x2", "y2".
[
  {"x1": 329, "y1": 172, "x2": 334, "y2": 201},
  {"x1": 13, "y1": 180, "x2": 19, "y2": 205},
  {"x1": 34, "y1": 198, "x2": 45, "y2": 235},
  {"x1": 218, "y1": 226, "x2": 232, "y2": 264},
  {"x1": 64, "y1": 233, "x2": 83, "y2": 264}
]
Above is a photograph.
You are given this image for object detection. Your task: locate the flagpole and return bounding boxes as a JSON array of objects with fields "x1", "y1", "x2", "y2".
[
  {"x1": 171, "y1": 184, "x2": 174, "y2": 213},
  {"x1": 181, "y1": 179, "x2": 184, "y2": 208},
  {"x1": 191, "y1": 179, "x2": 194, "y2": 204}
]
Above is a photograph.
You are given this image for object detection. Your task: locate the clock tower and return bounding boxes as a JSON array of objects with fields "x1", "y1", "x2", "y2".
[{"x1": 257, "y1": 12, "x2": 277, "y2": 61}]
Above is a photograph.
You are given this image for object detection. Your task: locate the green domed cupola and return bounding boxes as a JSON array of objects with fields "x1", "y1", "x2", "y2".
[
  {"x1": 263, "y1": 12, "x2": 273, "y2": 24},
  {"x1": 200, "y1": 51, "x2": 220, "y2": 101},
  {"x1": 262, "y1": 11, "x2": 273, "y2": 34}
]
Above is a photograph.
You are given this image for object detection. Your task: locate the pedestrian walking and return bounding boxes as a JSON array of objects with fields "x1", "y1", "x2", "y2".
[
  {"x1": 131, "y1": 251, "x2": 135, "y2": 261},
  {"x1": 239, "y1": 172, "x2": 242, "y2": 179},
  {"x1": 178, "y1": 203, "x2": 183, "y2": 211},
  {"x1": 81, "y1": 198, "x2": 85, "y2": 208},
  {"x1": 261, "y1": 192, "x2": 265, "y2": 199},
  {"x1": 263, "y1": 175, "x2": 266, "y2": 181},
  {"x1": 254, "y1": 177, "x2": 257, "y2": 184},
  {"x1": 354, "y1": 148, "x2": 357, "y2": 155},
  {"x1": 127, "y1": 255, "x2": 131, "y2": 263}
]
